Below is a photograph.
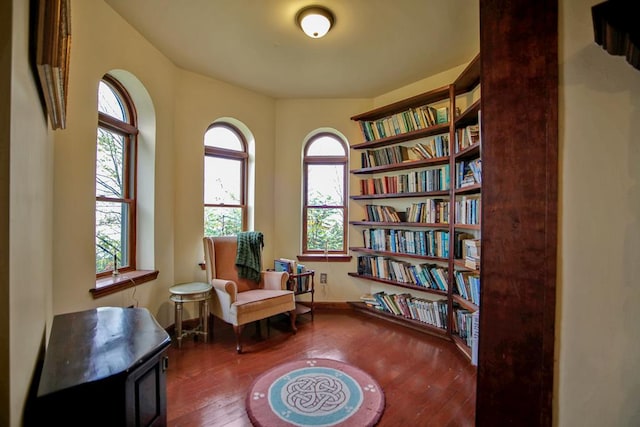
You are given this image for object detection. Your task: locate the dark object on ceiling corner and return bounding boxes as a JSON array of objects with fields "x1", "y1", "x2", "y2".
[{"x1": 592, "y1": 0, "x2": 640, "y2": 71}]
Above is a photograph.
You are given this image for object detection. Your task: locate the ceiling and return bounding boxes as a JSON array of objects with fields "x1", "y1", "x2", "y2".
[{"x1": 104, "y1": 0, "x2": 479, "y2": 99}]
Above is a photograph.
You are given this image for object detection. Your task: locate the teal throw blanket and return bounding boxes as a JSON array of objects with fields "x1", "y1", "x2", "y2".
[{"x1": 236, "y1": 231, "x2": 264, "y2": 283}]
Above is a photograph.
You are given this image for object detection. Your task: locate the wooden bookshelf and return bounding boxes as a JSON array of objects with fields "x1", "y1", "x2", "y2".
[{"x1": 348, "y1": 53, "x2": 481, "y2": 363}]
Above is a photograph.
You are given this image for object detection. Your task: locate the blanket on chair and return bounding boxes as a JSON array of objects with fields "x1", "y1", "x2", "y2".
[{"x1": 236, "y1": 231, "x2": 264, "y2": 283}]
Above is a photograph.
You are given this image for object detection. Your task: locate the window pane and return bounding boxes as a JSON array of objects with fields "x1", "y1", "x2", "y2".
[
  {"x1": 307, "y1": 208, "x2": 344, "y2": 251},
  {"x1": 307, "y1": 164, "x2": 344, "y2": 205},
  {"x1": 96, "y1": 201, "x2": 129, "y2": 273},
  {"x1": 307, "y1": 135, "x2": 346, "y2": 156},
  {"x1": 204, "y1": 207, "x2": 242, "y2": 237},
  {"x1": 96, "y1": 128, "x2": 125, "y2": 198},
  {"x1": 204, "y1": 157, "x2": 241, "y2": 204},
  {"x1": 205, "y1": 126, "x2": 243, "y2": 150},
  {"x1": 98, "y1": 81, "x2": 126, "y2": 121}
]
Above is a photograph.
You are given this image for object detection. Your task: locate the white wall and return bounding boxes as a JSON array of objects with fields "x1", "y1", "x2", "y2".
[
  {"x1": 172, "y1": 69, "x2": 278, "y2": 287},
  {"x1": 7, "y1": 1, "x2": 54, "y2": 425},
  {"x1": 558, "y1": 0, "x2": 640, "y2": 425},
  {"x1": 52, "y1": 0, "x2": 178, "y2": 321}
]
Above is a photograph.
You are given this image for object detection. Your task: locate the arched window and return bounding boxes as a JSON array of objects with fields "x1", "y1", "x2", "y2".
[
  {"x1": 204, "y1": 123, "x2": 248, "y2": 236},
  {"x1": 95, "y1": 75, "x2": 138, "y2": 276},
  {"x1": 303, "y1": 133, "x2": 348, "y2": 254}
]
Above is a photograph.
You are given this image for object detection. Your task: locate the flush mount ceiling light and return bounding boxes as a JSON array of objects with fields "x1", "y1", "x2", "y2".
[{"x1": 296, "y1": 6, "x2": 335, "y2": 39}]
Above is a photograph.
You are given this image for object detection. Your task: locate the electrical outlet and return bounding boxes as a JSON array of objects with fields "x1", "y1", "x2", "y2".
[{"x1": 320, "y1": 273, "x2": 327, "y2": 283}]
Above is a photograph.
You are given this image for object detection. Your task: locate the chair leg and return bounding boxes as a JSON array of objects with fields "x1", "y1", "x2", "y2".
[
  {"x1": 290, "y1": 309, "x2": 297, "y2": 333},
  {"x1": 233, "y1": 325, "x2": 244, "y2": 353}
]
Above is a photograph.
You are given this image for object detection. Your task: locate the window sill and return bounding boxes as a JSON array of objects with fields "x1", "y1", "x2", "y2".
[
  {"x1": 297, "y1": 254, "x2": 352, "y2": 262},
  {"x1": 91, "y1": 270, "x2": 159, "y2": 299}
]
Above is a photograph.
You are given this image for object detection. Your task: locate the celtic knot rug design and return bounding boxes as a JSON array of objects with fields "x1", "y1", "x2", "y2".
[{"x1": 246, "y1": 358, "x2": 385, "y2": 426}]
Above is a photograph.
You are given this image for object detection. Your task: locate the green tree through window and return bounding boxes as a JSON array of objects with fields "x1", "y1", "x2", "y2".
[
  {"x1": 95, "y1": 76, "x2": 137, "y2": 276},
  {"x1": 303, "y1": 133, "x2": 348, "y2": 254},
  {"x1": 204, "y1": 123, "x2": 248, "y2": 236}
]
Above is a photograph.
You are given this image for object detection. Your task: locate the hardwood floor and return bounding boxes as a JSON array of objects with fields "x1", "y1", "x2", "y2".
[{"x1": 166, "y1": 309, "x2": 476, "y2": 426}]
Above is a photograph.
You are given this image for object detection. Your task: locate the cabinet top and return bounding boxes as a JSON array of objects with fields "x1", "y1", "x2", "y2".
[{"x1": 37, "y1": 307, "x2": 171, "y2": 397}]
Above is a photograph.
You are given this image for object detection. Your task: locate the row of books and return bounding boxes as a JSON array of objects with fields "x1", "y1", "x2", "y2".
[
  {"x1": 453, "y1": 308, "x2": 480, "y2": 365},
  {"x1": 455, "y1": 158, "x2": 482, "y2": 188},
  {"x1": 455, "y1": 195, "x2": 481, "y2": 225},
  {"x1": 362, "y1": 228, "x2": 450, "y2": 258},
  {"x1": 455, "y1": 124, "x2": 480, "y2": 153},
  {"x1": 274, "y1": 258, "x2": 311, "y2": 293},
  {"x1": 357, "y1": 255, "x2": 449, "y2": 291},
  {"x1": 405, "y1": 199, "x2": 449, "y2": 224},
  {"x1": 361, "y1": 292, "x2": 449, "y2": 329},
  {"x1": 360, "y1": 135, "x2": 450, "y2": 168},
  {"x1": 359, "y1": 165, "x2": 450, "y2": 195},
  {"x1": 454, "y1": 270, "x2": 481, "y2": 305},
  {"x1": 357, "y1": 106, "x2": 450, "y2": 142},
  {"x1": 364, "y1": 204, "x2": 403, "y2": 223}
]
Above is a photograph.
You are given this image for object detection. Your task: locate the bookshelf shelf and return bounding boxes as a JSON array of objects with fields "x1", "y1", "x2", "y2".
[
  {"x1": 348, "y1": 272, "x2": 448, "y2": 296},
  {"x1": 454, "y1": 184, "x2": 481, "y2": 195},
  {"x1": 349, "y1": 247, "x2": 448, "y2": 262},
  {"x1": 350, "y1": 124, "x2": 451, "y2": 150},
  {"x1": 349, "y1": 220, "x2": 448, "y2": 228},
  {"x1": 455, "y1": 99, "x2": 481, "y2": 127},
  {"x1": 455, "y1": 142, "x2": 480, "y2": 160},
  {"x1": 350, "y1": 86, "x2": 451, "y2": 122},
  {"x1": 350, "y1": 157, "x2": 449, "y2": 175},
  {"x1": 350, "y1": 190, "x2": 449, "y2": 200},
  {"x1": 348, "y1": 53, "x2": 481, "y2": 363},
  {"x1": 347, "y1": 301, "x2": 449, "y2": 338},
  {"x1": 453, "y1": 294, "x2": 479, "y2": 312}
]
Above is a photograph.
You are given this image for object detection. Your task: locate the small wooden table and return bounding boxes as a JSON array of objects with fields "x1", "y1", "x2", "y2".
[
  {"x1": 169, "y1": 281, "x2": 212, "y2": 348},
  {"x1": 288, "y1": 270, "x2": 315, "y2": 320},
  {"x1": 36, "y1": 307, "x2": 171, "y2": 426}
]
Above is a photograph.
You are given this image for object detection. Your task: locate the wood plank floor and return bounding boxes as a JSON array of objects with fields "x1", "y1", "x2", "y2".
[{"x1": 166, "y1": 309, "x2": 476, "y2": 426}]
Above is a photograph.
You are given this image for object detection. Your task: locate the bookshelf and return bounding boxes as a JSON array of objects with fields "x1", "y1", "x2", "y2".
[{"x1": 348, "y1": 53, "x2": 481, "y2": 363}]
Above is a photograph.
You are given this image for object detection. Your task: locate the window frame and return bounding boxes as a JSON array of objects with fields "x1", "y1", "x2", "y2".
[
  {"x1": 302, "y1": 132, "x2": 349, "y2": 256},
  {"x1": 95, "y1": 74, "x2": 138, "y2": 279},
  {"x1": 203, "y1": 122, "x2": 249, "y2": 236}
]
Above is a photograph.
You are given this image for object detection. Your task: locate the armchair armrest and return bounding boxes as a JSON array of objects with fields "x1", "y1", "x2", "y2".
[
  {"x1": 261, "y1": 270, "x2": 289, "y2": 291},
  {"x1": 211, "y1": 278, "x2": 238, "y2": 304}
]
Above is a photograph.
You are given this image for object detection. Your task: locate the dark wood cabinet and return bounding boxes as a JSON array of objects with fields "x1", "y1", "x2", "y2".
[{"x1": 36, "y1": 307, "x2": 171, "y2": 427}]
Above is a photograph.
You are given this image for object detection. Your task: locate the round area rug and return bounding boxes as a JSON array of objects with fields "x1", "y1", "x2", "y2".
[{"x1": 246, "y1": 358, "x2": 385, "y2": 427}]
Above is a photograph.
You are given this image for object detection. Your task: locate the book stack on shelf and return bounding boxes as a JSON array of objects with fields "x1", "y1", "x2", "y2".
[
  {"x1": 463, "y1": 239, "x2": 481, "y2": 270},
  {"x1": 362, "y1": 291, "x2": 448, "y2": 330},
  {"x1": 456, "y1": 158, "x2": 481, "y2": 188},
  {"x1": 359, "y1": 165, "x2": 450, "y2": 195},
  {"x1": 357, "y1": 105, "x2": 450, "y2": 142},
  {"x1": 357, "y1": 255, "x2": 448, "y2": 292},
  {"x1": 455, "y1": 124, "x2": 480, "y2": 152},
  {"x1": 347, "y1": 53, "x2": 482, "y2": 362}
]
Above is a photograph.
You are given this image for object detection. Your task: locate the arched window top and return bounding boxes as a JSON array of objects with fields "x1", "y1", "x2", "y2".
[
  {"x1": 205, "y1": 123, "x2": 246, "y2": 151},
  {"x1": 98, "y1": 79, "x2": 130, "y2": 123},
  {"x1": 305, "y1": 134, "x2": 347, "y2": 157}
]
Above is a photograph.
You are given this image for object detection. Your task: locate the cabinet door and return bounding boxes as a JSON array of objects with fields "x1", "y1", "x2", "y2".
[{"x1": 125, "y1": 350, "x2": 168, "y2": 427}]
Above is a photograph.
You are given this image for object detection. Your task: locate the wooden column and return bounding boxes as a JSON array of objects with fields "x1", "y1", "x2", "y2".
[{"x1": 477, "y1": 0, "x2": 558, "y2": 425}]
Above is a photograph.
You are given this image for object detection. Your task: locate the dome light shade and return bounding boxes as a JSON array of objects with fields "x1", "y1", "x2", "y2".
[{"x1": 296, "y1": 6, "x2": 334, "y2": 38}]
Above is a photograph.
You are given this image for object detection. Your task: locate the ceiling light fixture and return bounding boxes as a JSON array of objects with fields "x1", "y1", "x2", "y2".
[{"x1": 296, "y1": 6, "x2": 334, "y2": 39}]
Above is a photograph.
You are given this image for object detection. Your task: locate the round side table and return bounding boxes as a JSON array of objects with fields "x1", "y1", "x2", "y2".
[{"x1": 169, "y1": 282, "x2": 213, "y2": 348}]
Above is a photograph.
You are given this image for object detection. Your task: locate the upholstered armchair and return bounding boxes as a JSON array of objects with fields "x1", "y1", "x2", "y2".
[{"x1": 203, "y1": 235, "x2": 297, "y2": 353}]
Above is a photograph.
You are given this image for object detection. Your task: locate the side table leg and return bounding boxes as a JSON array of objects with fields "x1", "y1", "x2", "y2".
[
  {"x1": 175, "y1": 301, "x2": 183, "y2": 349},
  {"x1": 202, "y1": 298, "x2": 209, "y2": 343}
]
